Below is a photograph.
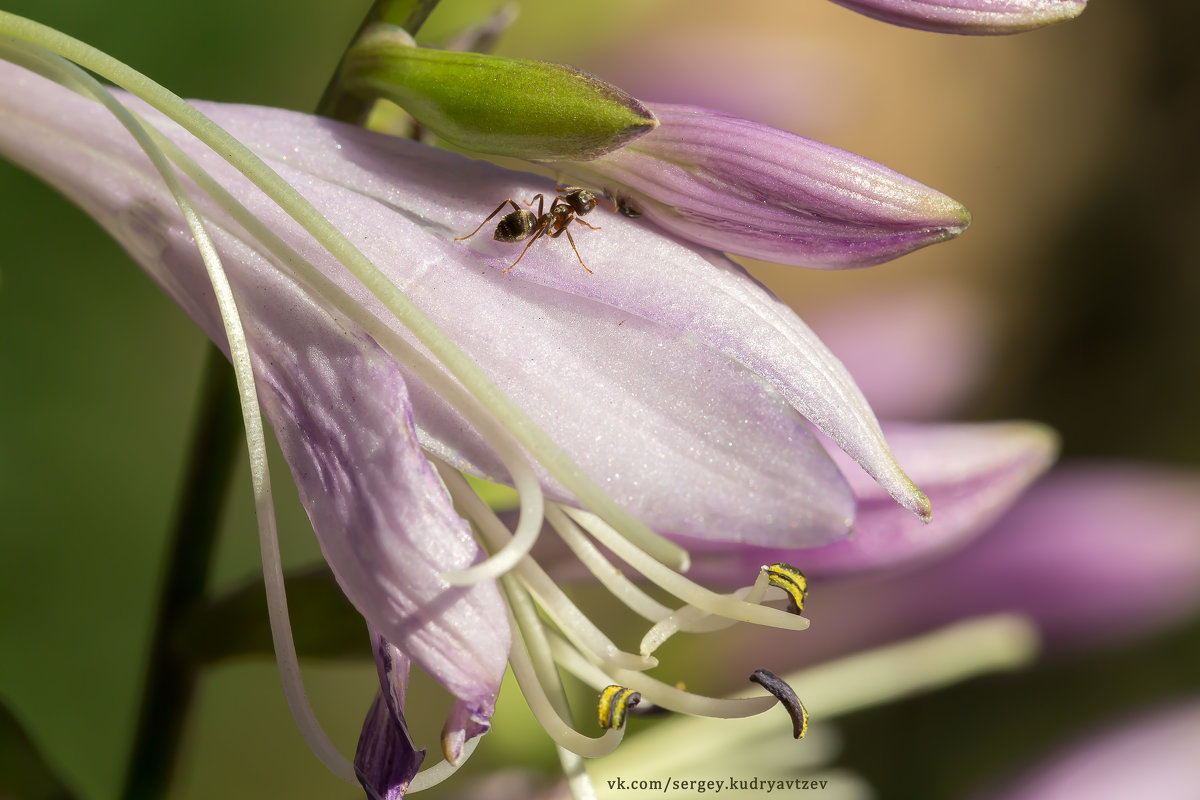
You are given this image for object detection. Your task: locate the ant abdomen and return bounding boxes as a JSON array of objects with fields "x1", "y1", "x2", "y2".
[{"x1": 495, "y1": 209, "x2": 536, "y2": 243}]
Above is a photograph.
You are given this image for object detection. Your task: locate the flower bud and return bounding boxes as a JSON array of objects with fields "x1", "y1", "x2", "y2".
[
  {"x1": 340, "y1": 25, "x2": 656, "y2": 160},
  {"x1": 556, "y1": 103, "x2": 971, "y2": 269},
  {"x1": 828, "y1": 0, "x2": 1086, "y2": 35}
]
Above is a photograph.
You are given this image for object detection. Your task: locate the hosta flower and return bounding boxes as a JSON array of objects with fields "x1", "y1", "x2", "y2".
[
  {"x1": 556, "y1": 103, "x2": 972, "y2": 269},
  {"x1": 0, "y1": 44, "x2": 989, "y2": 796},
  {"x1": 827, "y1": 0, "x2": 1087, "y2": 35}
]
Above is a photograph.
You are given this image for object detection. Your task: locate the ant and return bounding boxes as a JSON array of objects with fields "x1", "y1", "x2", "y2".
[{"x1": 456, "y1": 186, "x2": 612, "y2": 274}]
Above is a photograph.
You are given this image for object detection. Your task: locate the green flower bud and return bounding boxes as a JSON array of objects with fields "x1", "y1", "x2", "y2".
[{"x1": 340, "y1": 25, "x2": 657, "y2": 161}]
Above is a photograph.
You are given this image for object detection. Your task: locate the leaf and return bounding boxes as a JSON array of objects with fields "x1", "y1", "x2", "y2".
[
  {"x1": 174, "y1": 566, "x2": 368, "y2": 664},
  {"x1": 0, "y1": 697, "x2": 78, "y2": 800}
]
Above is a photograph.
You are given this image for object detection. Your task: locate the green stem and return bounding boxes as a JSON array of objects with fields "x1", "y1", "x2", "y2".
[
  {"x1": 315, "y1": 0, "x2": 441, "y2": 122},
  {"x1": 120, "y1": 346, "x2": 242, "y2": 800}
]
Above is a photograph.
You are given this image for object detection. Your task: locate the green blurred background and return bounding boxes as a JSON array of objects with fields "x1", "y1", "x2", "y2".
[{"x1": 1, "y1": 1, "x2": 1197, "y2": 798}]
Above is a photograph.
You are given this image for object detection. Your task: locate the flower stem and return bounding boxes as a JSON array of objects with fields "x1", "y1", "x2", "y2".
[
  {"x1": 316, "y1": 0, "x2": 441, "y2": 122},
  {"x1": 120, "y1": 345, "x2": 242, "y2": 800}
]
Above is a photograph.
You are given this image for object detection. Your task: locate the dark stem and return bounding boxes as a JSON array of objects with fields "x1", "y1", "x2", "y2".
[
  {"x1": 315, "y1": 0, "x2": 442, "y2": 122},
  {"x1": 120, "y1": 345, "x2": 242, "y2": 800}
]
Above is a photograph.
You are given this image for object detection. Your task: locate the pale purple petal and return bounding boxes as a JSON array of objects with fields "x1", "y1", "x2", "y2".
[
  {"x1": 974, "y1": 700, "x2": 1200, "y2": 800},
  {"x1": 828, "y1": 0, "x2": 1086, "y2": 35},
  {"x1": 356, "y1": 633, "x2": 425, "y2": 800},
  {"x1": 0, "y1": 62, "x2": 509, "y2": 711},
  {"x1": 807, "y1": 421, "x2": 1058, "y2": 573},
  {"x1": 681, "y1": 421, "x2": 1058, "y2": 579},
  {"x1": 182, "y1": 100, "x2": 922, "y2": 542},
  {"x1": 734, "y1": 465, "x2": 1200, "y2": 672},
  {"x1": 441, "y1": 699, "x2": 492, "y2": 765},
  {"x1": 557, "y1": 103, "x2": 971, "y2": 269}
]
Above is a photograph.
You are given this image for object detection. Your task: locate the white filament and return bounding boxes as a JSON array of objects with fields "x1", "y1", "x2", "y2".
[
  {"x1": 566, "y1": 509, "x2": 809, "y2": 631},
  {"x1": 435, "y1": 463, "x2": 657, "y2": 673},
  {"x1": 501, "y1": 581, "x2": 627, "y2": 758},
  {"x1": 545, "y1": 503, "x2": 673, "y2": 622},
  {"x1": 640, "y1": 570, "x2": 772, "y2": 656}
]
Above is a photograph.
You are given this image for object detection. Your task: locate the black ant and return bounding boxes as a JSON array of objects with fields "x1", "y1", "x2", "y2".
[{"x1": 456, "y1": 186, "x2": 612, "y2": 274}]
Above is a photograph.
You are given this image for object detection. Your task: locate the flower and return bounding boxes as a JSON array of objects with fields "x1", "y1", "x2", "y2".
[
  {"x1": 973, "y1": 699, "x2": 1200, "y2": 800},
  {"x1": 826, "y1": 0, "x2": 1087, "y2": 35},
  {"x1": 0, "y1": 48, "x2": 991, "y2": 796},
  {"x1": 555, "y1": 103, "x2": 972, "y2": 269}
]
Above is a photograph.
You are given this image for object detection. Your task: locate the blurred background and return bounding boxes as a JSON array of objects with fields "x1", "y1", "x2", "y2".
[{"x1": 0, "y1": 0, "x2": 1197, "y2": 797}]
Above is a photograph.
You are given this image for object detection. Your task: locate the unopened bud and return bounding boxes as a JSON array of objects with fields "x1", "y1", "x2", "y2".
[{"x1": 341, "y1": 25, "x2": 656, "y2": 160}]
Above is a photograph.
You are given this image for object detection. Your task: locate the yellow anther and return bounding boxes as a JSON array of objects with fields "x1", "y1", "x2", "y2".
[
  {"x1": 598, "y1": 685, "x2": 641, "y2": 730},
  {"x1": 763, "y1": 562, "x2": 808, "y2": 615}
]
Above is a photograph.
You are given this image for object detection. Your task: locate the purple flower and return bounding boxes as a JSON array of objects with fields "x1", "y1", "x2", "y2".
[
  {"x1": 974, "y1": 699, "x2": 1200, "y2": 800},
  {"x1": 0, "y1": 54, "x2": 979, "y2": 794},
  {"x1": 555, "y1": 103, "x2": 971, "y2": 269},
  {"x1": 827, "y1": 0, "x2": 1087, "y2": 35}
]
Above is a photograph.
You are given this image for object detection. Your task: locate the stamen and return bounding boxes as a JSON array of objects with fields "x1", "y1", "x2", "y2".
[
  {"x1": 545, "y1": 504, "x2": 672, "y2": 622},
  {"x1": 434, "y1": 462, "x2": 544, "y2": 586},
  {"x1": 605, "y1": 667, "x2": 777, "y2": 719},
  {"x1": 639, "y1": 569, "x2": 771, "y2": 656},
  {"x1": 546, "y1": 633, "x2": 777, "y2": 720},
  {"x1": 501, "y1": 588, "x2": 626, "y2": 757},
  {"x1": 564, "y1": 508, "x2": 810, "y2": 631},
  {"x1": 749, "y1": 669, "x2": 808, "y2": 739},
  {"x1": 598, "y1": 686, "x2": 641, "y2": 730},
  {"x1": 435, "y1": 464, "x2": 658, "y2": 673},
  {"x1": 764, "y1": 562, "x2": 808, "y2": 615}
]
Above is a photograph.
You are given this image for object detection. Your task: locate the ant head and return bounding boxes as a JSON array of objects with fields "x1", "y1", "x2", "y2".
[
  {"x1": 562, "y1": 187, "x2": 599, "y2": 216},
  {"x1": 494, "y1": 209, "x2": 537, "y2": 242}
]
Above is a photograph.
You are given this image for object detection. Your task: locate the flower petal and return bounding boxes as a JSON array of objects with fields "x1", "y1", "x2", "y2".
[
  {"x1": 680, "y1": 421, "x2": 1058, "y2": 577},
  {"x1": 0, "y1": 62, "x2": 927, "y2": 548},
  {"x1": 558, "y1": 103, "x2": 970, "y2": 269},
  {"x1": 806, "y1": 421, "x2": 1059, "y2": 573},
  {"x1": 0, "y1": 62, "x2": 509, "y2": 710},
  {"x1": 827, "y1": 0, "x2": 1087, "y2": 35},
  {"x1": 356, "y1": 633, "x2": 425, "y2": 800},
  {"x1": 180, "y1": 100, "x2": 884, "y2": 543},
  {"x1": 733, "y1": 465, "x2": 1200, "y2": 673}
]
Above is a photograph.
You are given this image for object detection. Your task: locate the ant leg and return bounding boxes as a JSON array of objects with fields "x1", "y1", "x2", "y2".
[
  {"x1": 456, "y1": 199, "x2": 522, "y2": 241},
  {"x1": 523, "y1": 193, "x2": 547, "y2": 219},
  {"x1": 501, "y1": 226, "x2": 547, "y2": 273},
  {"x1": 562, "y1": 227, "x2": 593, "y2": 274},
  {"x1": 573, "y1": 217, "x2": 602, "y2": 231}
]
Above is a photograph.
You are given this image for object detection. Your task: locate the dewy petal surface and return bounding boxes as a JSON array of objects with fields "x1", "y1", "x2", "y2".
[
  {"x1": 827, "y1": 0, "x2": 1086, "y2": 35},
  {"x1": 0, "y1": 62, "x2": 508, "y2": 711},
  {"x1": 557, "y1": 103, "x2": 971, "y2": 269},
  {"x1": 0, "y1": 62, "x2": 932, "y2": 547}
]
